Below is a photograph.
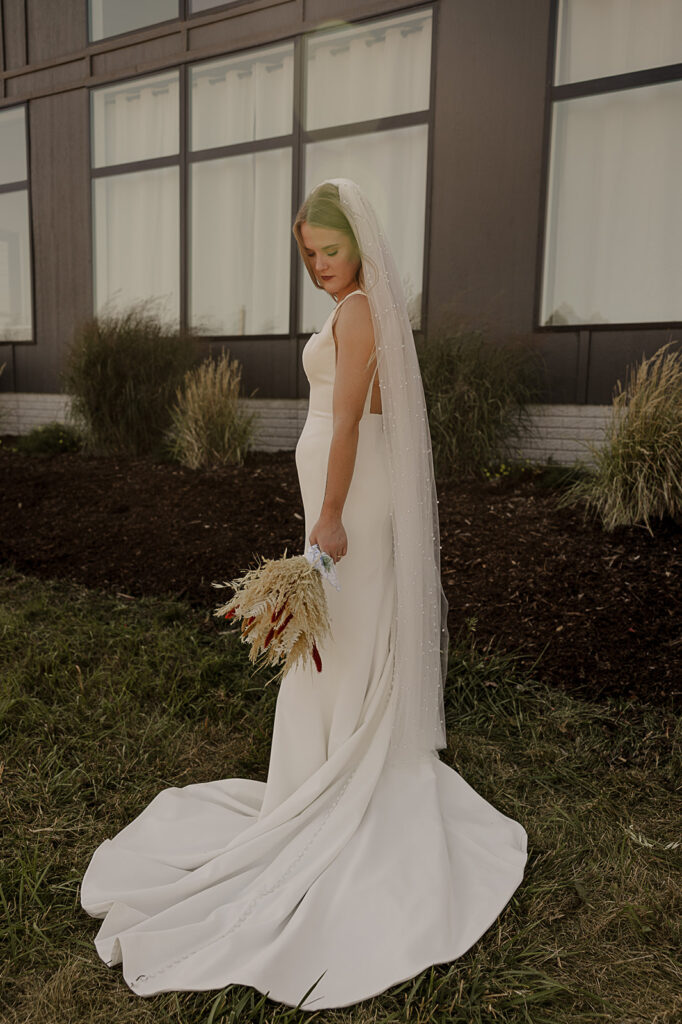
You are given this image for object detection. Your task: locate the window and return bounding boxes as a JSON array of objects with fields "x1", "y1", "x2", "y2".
[
  {"x1": 189, "y1": 43, "x2": 294, "y2": 334},
  {"x1": 88, "y1": 0, "x2": 179, "y2": 42},
  {"x1": 540, "y1": 0, "x2": 682, "y2": 326},
  {"x1": 91, "y1": 71, "x2": 180, "y2": 322},
  {"x1": 0, "y1": 105, "x2": 32, "y2": 342},
  {"x1": 302, "y1": 8, "x2": 432, "y2": 332},
  {"x1": 89, "y1": 7, "x2": 434, "y2": 337}
]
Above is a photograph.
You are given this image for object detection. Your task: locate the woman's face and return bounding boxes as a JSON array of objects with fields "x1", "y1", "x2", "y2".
[{"x1": 300, "y1": 222, "x2": 361, "y2": 302}]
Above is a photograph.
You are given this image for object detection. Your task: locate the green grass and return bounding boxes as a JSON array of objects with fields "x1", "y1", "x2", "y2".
[{"x1": 0, "y1": 566, "x2": 680, "y2": 1023}]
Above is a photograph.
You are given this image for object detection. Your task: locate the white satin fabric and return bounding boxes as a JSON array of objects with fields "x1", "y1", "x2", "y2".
[{"x1": 80, "y1": 291, "x2": 528, "y2": 1010}]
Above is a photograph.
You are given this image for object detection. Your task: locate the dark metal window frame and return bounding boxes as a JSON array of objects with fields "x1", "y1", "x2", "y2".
[
  {"x1": 0, "y1": 102, "x2": 35, "y2": 356},
  {"x1": 534, "y1": 0, "x2": 682, "y2": 332},
  {"x1": 85, "y1": 0, "x2": 298, "y2": 47},
  {"x1": 87, "y1": 2, "x2": 437, "y2": 346}
]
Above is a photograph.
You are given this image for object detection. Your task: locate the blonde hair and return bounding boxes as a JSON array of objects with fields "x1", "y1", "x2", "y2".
[
  {"x1": 294, "y1": 183, "x2": 365, "y2": 290},
  {"x1": 293, "y1": 182, "x2": 377, "y2": 373}
]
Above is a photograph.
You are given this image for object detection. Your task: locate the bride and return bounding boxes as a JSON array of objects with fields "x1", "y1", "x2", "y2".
[{"x1": 80, "y1": 178, "x2": 528, "y2": 1011}]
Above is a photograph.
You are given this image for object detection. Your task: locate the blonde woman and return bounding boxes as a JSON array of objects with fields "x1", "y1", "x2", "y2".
[{"x1": 81, "y1": 179, "x2": 528, "y2": 1011}]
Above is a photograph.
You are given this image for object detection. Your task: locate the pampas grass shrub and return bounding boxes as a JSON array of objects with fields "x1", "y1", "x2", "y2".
[
  {"x1": 418, "y1": 320, "x2": 544, "y2": 480},
  {"x1": 62, "y1": 299, "x2": 202, "y2": 457},
  {"x1": 559, "y1": 341, "x2": 682, "y2": 533},
  {"x1": 165, "y1": 350, "x2": 258, "y2": 469}
]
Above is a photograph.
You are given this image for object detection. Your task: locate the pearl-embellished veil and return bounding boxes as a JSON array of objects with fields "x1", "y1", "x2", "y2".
[{"x1": 322, "y1": 177, "x2": 448, "y2": 760}]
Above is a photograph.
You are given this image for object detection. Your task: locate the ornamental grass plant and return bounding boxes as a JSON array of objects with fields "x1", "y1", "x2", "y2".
[
  {"x1": 164, "y1": 350, "x2": 258, "y2": 470},
  {"x1": 559, "y1": 341, "x2": 682, "y2": 533},
  {"x1": 418, "y1": 319, "x2": 544, "y2": 481},
  {"x1": 61, "y1": 300, "x2": 203, "y2": 457}
]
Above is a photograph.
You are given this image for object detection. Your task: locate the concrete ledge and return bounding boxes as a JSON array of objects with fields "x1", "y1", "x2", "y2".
[{"x1": 0, "y1": 393, "x2": 613, "y2": 465}]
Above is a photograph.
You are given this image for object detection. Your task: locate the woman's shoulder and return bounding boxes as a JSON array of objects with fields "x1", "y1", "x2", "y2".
[
  {"x1": 332, "y1": 290, "x2": 370, "y2": 326},
  {"x1": 331, "y1": 291, "x2": 373, "y2": 351}
]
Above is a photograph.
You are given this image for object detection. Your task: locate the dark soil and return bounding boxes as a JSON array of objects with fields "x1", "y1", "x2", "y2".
[{"x1": 1, "y1": 442, "x2": 680, "y2": 710}]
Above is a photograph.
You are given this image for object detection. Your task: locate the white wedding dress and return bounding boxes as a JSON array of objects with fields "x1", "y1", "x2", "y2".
[{"x1": 80, "y1": 289, "x2": 528, "y2": 1011}]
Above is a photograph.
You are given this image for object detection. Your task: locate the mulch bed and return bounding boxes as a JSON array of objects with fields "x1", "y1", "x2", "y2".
[{"x1": 1, "y1": 442, "x2": 680, "y2": 710}]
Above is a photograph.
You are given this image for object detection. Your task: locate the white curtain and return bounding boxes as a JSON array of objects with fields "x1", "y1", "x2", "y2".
[
  {"x1": 89, "y1": 0, "x2": 179, "y2": 43},
  {"x1": 303, "y1": 7, "x2": 428, "y2": 131},
  {"x1": 306, "y1": 8, "x2": 431, "y2": 132},
  {"x1": 190, "y1": 149, "x2": 291, "y2": 335},
  {"x1": 0, "y1": 107, "x2": 27, "y2": 185},
  {"x1": 0, "y1": 191, "x2": 32, "y2": 341},
  {"x1": 93, "y1": 167, "x2": 179, "y2": 323},
  {"x1": 190, "y1": 44, "x2": 293, "y2": 150},
  {"x1": 303, "y1": 125, "x2": 428, "y2": 333},
  {"x1": 542, "y1": 80, "x2": 682, "y2": 325},
  {"x1": 91, "y1": 70, "x2": 179, "y2": 168},
  {"x1": 556, "y1": 0, "x2": 682, "y2": 84},
  {"x1": 191, "y1": 0, "x2": 241, "y2": 11}
]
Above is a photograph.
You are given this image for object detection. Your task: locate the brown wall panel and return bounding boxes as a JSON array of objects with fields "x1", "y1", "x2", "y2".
[
  {"x1": 585, "y1": 329, "x2": 682, "y2": 405},
  {"x1": 0, "y1": 345, "x2": 16, "y2": 390},
  {"x1": 26, "y1": 0, "x2": 86, "y2": 65},
  {"x1": 14, "y1": 88, "x2": 92, "y2": 392},
  {"x1": 210, "y1": 337, "x2": 299, "y2": 400},
  {"x1": 6, "y1": 55, "x2": 89, "y2": 96},
  {"x1": 91, "y1": 31, "x2": 183, "y2": 77},
  {"x1": 3, "y1": 0, "x2": 27, "y2": 69},
  {"x1": 428, "y1": 0, "x2": 549, "y2": 336}
]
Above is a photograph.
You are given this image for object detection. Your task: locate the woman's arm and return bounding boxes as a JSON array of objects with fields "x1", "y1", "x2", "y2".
[{"x1": 308, "y1": 295, "x2": 376, "y2": 561}]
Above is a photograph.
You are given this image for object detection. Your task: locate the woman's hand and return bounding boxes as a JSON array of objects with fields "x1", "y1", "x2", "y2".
[{"x1": 309, "y1": 513, "x2": 348, "y2": 563}]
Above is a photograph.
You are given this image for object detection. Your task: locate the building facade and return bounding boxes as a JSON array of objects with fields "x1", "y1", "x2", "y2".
[{"x1": 1, "y1": 0, "x2": 680, "y2": 462}]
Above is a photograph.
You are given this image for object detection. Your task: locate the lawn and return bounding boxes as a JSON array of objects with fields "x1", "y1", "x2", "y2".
[{"x1": 1, "y1": 564, "x2": 679, "y2": 1024}]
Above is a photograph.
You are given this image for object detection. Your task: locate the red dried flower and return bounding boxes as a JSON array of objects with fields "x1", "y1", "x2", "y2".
[
  {"x1": 275, "y1": 612, "x2": 293, "y2": 636},
  {"x1": 312, "y1": 641, "x2": 322, "y2": 672},
  {"x1": 271, "y1": 601, "x2": 287, "y2": 623}
]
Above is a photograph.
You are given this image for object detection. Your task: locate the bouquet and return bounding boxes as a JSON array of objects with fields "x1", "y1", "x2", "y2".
[{"x1": 212, "y1": 544, "x2": 340, "y2": 683}]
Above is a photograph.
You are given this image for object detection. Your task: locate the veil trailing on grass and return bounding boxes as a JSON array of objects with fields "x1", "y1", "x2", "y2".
[{"x1": 323, "y1": 177, "x2": 449, "y2": 759}]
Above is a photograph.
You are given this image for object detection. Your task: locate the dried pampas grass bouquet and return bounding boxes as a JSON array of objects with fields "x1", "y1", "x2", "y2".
[{"x1": 212, "y1": 545, "x2": 339, "y2": 683}]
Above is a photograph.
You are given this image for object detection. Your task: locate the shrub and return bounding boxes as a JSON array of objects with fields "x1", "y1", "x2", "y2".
[
  {"x1": 559, "y1": 341, "x2": 682, "y2": 533},
  {"x1": 164, "y1": 350, "x2": 259, "y2": 469},
  {"x1": 418, "y1": 320, "x2": 544, "y2": 480},
  {"x1": 15, "y1": 422, "x2": 82, "y2": 455},
  {"x1": 61, "y1": 300, "x2": 203, "y2": 457}
]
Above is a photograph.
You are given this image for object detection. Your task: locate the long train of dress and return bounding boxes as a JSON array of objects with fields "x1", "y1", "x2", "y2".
[{"x1": 80, "y1": 290, "x2": 528, "y2": 1011}]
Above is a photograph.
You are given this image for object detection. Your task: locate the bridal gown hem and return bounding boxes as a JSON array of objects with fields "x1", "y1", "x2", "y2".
[{"x1": 80, "y1": 289, "x2": 529, "y2": 1011}]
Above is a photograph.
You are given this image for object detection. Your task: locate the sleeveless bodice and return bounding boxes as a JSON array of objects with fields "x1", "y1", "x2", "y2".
[{"x1": 301, "y1": 289, "x2": 379, "y2": 419}]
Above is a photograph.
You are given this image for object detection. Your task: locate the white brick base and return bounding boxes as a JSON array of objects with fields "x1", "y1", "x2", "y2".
[
  {"x1": 508, "y1": 404, "x2": 613, "y2": 466},
  {"x1": 0, "y1": 393, "x2": 72, "y2": 435},
  {"x1": 0, "y1": 393, "x2": 612, "y2": 466}
]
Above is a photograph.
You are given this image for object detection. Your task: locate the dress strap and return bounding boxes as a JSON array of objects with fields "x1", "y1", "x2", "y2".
[{"x1": 331, "y1": 289, "x2": 366, "y2": 325}]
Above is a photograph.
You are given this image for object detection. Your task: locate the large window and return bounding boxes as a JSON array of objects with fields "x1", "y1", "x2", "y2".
[
  {"x1": 302, "y1": 8, "x2": 432, "y2": 332},
  {"x1": 540, "y1": 0, "x2": 682, "y2": 327},
  {"x1": 189, "y1": 43, "x2": 294, "y2": 335},
  {"x1": 90, "y1": 7, "x2": 434, "y2": 336},
  {"x1": 91, "y1": 70, "x2": 180, "y2": 322},
  {"x1": 0, "y1": 106, "x2": 32, "y2": 343}
]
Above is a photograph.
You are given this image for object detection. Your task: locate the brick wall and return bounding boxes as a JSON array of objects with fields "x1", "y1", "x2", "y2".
[
  {"x1": 508, "y1": 404, "x2": 613, "y2": 466},
  {"x1": 0, "y1": 393, "x2": 612, "y2": 465}
]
